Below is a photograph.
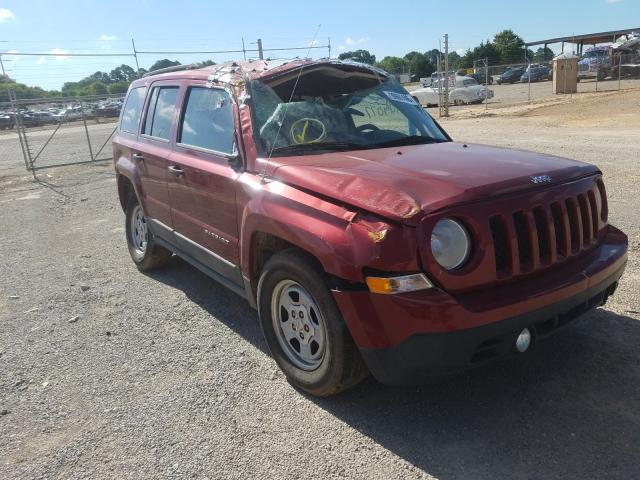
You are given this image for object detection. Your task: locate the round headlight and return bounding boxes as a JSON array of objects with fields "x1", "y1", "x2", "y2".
[{"x1": 431, "y1": 218, "x2": 471, "y2": 270}]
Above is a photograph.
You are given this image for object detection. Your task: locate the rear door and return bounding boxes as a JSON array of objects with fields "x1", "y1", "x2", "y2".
[
  {"x1": 136, "y1": 81, "x2": 180, "y2": 229},
  {"x1": 166, "y1": 82, "x2": 242, "y2": 284}
]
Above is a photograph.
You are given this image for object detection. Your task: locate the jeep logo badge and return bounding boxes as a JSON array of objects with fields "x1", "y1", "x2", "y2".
[{"x1": 530, "y1": 174, "x2": 552, "y2": 184}]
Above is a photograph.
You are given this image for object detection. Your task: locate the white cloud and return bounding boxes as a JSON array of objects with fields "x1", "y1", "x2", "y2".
[
  {"x1": 36, "y1": 56, "x2": 46, "y2": 65},
  {"x1": 338, "y1": 45, "x2": 346, "y2": 51},
  {"x1": 0, "y1": 8, "x2": 15, "y2": 23},
  {"x1": 345, "y1": 36, "x2": 369, "y2": 46},
  {"x1": 308, "y1": 39, "x2": 319, "y2": 47},
  {"x1": 605, "y1": 0, "x2": 624, "y2": 3},
  {"x1": 99, "y1": 34, "x2": 117, "y2": 41},
  {"x1": 50, "y1": 48, "x2": 69, "y2": 61}
]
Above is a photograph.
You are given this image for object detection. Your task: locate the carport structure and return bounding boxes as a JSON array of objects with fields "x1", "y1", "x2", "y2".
[{"x1": 526, "y1": 27, "x2": 640, "y2": 57}]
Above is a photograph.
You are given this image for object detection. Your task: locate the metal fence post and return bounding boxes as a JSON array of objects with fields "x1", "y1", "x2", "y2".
[
  {"x1": 485, "y1": 57, "x2": 488, "y2": 113},
  {"x1": 528, "y1": 59, "x2": 531, "y2": 103},
  {"x1": 618, "y1": 52, "x2": 622, "y2": 91},
  {"x1": 80, "y1": 100, "x2": 95, "y2": 162}
]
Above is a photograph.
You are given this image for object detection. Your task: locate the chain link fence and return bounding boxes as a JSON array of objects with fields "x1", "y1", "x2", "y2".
[{"x1": 0, "y1": 93, "x2": 123, "y2": 172}]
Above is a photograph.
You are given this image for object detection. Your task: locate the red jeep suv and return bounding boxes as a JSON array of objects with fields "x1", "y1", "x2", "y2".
[{"x1": 113, "y1": 59, "x2": 627, "y2": 396}]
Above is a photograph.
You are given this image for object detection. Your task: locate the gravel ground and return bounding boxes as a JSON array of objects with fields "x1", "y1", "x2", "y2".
[{"x1": 1, "y1": 90, "x2": 639, "y2": 480}]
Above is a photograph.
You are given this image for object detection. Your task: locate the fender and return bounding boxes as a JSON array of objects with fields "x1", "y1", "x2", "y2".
[
  {"x1": 237, "y1": 173, "x2": 421, "y2": 284},
  {"x1": 114, "y1": 154, "x2": 146, "y2": 214}
]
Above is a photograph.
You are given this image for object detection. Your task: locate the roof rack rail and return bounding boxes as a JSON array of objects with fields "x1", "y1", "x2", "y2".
[{"x1": 142, "y1": 62, "x2": 208, "y2": 78}]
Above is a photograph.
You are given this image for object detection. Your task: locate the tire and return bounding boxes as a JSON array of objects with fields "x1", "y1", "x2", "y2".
[
  {"x1": 125, "y1": 195, "x2": 171, "y2": 271},
  {"x1": 257, "y1": 249, "x2": 368, "y2": 396}
]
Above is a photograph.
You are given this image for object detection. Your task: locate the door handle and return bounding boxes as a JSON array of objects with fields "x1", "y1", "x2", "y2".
[
  {"x1": 167, "y1": 165, "x2": 184, "y2": 177},
  {"x1": 132, "y1": 153, "x2": 144, "y2": 162}
]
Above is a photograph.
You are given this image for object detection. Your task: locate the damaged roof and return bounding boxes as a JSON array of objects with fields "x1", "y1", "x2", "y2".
[{"x1": 140, "y1": 58, "x2": 390, "y2": 87}]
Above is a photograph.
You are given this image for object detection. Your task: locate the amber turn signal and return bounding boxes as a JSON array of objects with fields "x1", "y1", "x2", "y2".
[{"x1": 365, "y1": 274, "x2": 433, "y2": 295}]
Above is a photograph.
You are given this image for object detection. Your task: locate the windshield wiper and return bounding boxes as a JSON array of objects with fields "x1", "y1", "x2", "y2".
[
  {"x1": 270, "y1": 142, "x2": 370, "y2": 155},
  {"x1": 371, "y1": 136, "x2": 448, "y2": 148}
]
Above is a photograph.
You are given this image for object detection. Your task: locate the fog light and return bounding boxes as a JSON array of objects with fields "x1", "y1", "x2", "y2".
[{"x1": 515, "y1": 328, "x2": 531, "y2": 353}]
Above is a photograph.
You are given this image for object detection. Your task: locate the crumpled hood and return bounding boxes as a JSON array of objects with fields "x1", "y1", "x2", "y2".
[{"x1": 269, "y1": 142, "x2": 599, "y2": 224}]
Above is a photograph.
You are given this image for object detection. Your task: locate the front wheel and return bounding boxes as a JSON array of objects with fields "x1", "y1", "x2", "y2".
[{"x1": 257, "y1": 250, "x2": 368, "y2": 396}]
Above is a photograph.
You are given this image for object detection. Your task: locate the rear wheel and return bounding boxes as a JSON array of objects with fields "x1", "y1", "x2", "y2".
[
  {"x1": 125, "y1": 196, "x2": 171, "y2": 271},
  {"x1": 257, "y1": 250, "x2": 368, "y2": 396}
]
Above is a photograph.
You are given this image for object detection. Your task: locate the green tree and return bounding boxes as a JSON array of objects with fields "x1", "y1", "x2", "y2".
[
  {"x1": 532, "y1": 47, "x2": 554, "y2": 62},
  {"x1": 403, "y1": 51, "x2": 434, "y2": 79},
  {"x1": 0, "y1": 75, "x2": 58, "y2": 102},
  {"x1": 447, "y1": 51, "x2": 462, "y2": 70},
  {"x1": 148, "y1": 59, "x2": 181, "y2": 72},
  {"x1": 375, "y1": 56, "x2": 407, "y2": 75},
  {"x1": 107, "y1": 81, "x2": 131, "y2": 94},
  {"x1": 493, "y1": 29, "x2": 526, "y2": 64},
  {"x1": 338, "y1": 49, "x2": 376, "y2": 65},
  {"x1": 109, "y1": 64, "x2": 137, "y2": 82},
  {"x1": 425, "y1": 49, "x2": 441, "y2": 66},
  {"x1": 460, "y1": 41, "x2": 501, "y2": 68}
]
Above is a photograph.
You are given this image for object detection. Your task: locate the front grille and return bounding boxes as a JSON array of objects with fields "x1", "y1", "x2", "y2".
[
  {"x1": 488, "y1": 180, "x2": 606, "y2": 276},
  {"x1": 578, "y1": 64, "x2": 589, "y2": 72}
]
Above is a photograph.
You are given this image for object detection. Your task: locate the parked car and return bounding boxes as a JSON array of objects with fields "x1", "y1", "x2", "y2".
[
  {"x1": 97, "y1": 104, "x2": 121, "y2": 118},
  {"x1": 520, "y1": 65, "x2": 552, "y2": 82},
  {"x1": 53, "y1": 107, "x2": 84, "y2": 123},
  {"x1": 35, "y1": 111, "x2": 57, "y2": 124},
  {"x1": 495, "y1": 66, "x2": 526, "y2": 84},
  {"x1": 0, "y1": 113, "x2": 15, "y2": 130},
  {"x1": 113, "y1": 59, "x2": 627, "y2": 396},
  {"x1": 468, "y1": 72, "x2": 493, "y2": 85},
  {"x1": 419, "y1": 77, "x2": 431, "y2": 87},
  {"x1": 412, "y1": 76, "x2": 494, "y2": 106},
  {"x1": 20, "y1": 112, "x2": 44, "y2": 127}
]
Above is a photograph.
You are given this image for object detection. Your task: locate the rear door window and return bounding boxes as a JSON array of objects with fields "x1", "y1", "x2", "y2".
[
  {"x1": 120, "y1": 86, "x2": 146, "y2": 133},
  {"x1": 143, "y1": 86, "x2": 179, "y2": 140},
  {"x1": 178, "y1": 87, "x2": 235, "y2": 154}
]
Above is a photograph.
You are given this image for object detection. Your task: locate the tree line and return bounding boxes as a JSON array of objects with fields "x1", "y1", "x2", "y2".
[
  {"x1": 1, "y1": 59, "x2": 201, "y2": 102},
  {"x1": 339, "y1": 30, "x2": 555, "y2": 79}
]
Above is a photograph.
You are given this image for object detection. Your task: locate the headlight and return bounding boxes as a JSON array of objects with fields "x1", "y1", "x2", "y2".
[{"x1": 431, "y1": 218, "x2": 471, "y2": 270}]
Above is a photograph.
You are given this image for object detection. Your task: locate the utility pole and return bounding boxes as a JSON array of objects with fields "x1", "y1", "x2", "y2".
[
  {"x1": 443, "y1": 33, "x2": 449, "y2": 117},
  {"x1": 242, "y1": 38, "x2": 247, "y2": 61},
  {"x1": 257, "y1": 38, "x2": 264, "y2": 60},
  {"x1": 328, "y1": 36, "x2": 331, "y2": 59}
]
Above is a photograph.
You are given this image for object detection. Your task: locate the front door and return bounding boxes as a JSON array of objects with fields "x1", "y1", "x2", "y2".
[{"x1": 167, "y1": 84, "x2": 242, "y2": 284}]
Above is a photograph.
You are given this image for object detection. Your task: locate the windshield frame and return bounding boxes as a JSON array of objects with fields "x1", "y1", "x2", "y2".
[{"x1": 246, "y1": 68, "x2": 451, "y2": 157}]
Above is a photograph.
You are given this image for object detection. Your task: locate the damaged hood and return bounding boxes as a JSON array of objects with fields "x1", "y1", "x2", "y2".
[{"x1": 269, "y1": 142, "x2": 598, "y2": 224}]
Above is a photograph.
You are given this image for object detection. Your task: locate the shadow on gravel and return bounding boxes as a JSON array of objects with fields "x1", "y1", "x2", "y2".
[
  {"x1": 145, "y1": 260, "x2": 639, "y2": 479},
  {"x1": 144, "y1": 257, "x2": 267, "y2": 355},
  {"x1": 311, "y1": 308, "x2": 640, "y2": 480}
]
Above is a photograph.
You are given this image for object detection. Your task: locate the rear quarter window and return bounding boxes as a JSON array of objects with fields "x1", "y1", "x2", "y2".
[
  {"x1": 120, "y1": 86, "x2": 146, "y2": 133},
  {"x1": 143, "y1": 86, "x2": 180, "y2": 141}
]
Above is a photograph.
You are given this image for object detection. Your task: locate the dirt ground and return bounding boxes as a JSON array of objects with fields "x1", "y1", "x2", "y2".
[{"x1": 1, "y1": 89, "x2": 639, "y2": 480}]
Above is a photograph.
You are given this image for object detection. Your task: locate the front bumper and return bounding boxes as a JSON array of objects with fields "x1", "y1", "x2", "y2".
[{"x1": 332, "y1": 226, "x2": 627, "y2": 385}]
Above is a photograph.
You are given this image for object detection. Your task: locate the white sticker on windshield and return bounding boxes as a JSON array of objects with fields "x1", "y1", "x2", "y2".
[{"x1": 383, "y1": 91, "x2": 417, "y2": 105}]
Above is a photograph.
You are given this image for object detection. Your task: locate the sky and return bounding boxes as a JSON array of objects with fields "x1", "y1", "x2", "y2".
[{"x1": 0, "y1": 0, "x2": 638, "y2": 90}]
